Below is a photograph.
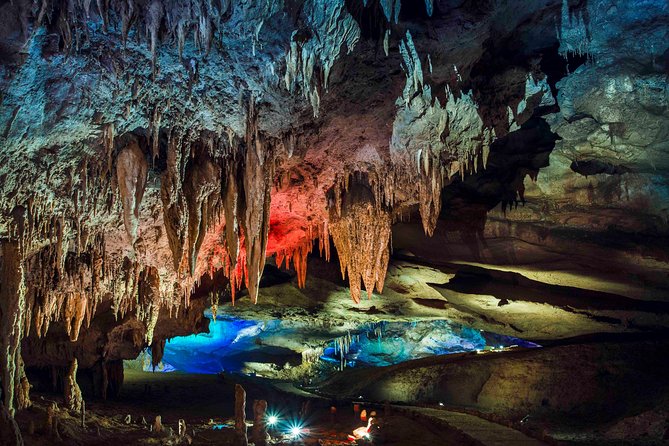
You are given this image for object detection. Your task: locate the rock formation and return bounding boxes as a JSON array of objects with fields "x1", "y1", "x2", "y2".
[
  {"x1": 64, "y1": 359, "x2": 83, "y2": 413},
  {"x1": 0, "y1": 1, "x2": 667, "y2": 438},
  {"x1": 234, "y1": 383, "x2": 247, "y2": 446}
]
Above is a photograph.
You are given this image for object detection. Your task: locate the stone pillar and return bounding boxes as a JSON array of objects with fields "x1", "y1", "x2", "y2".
[
  {"x1": 251, "y1": 399, "x2": 268, "y2": 446},
  {"x1": 234, "y1": 384, "x2": 248, "y2": 446},
  {"x1": 64, "y1": 358, "x2": 83, "y2": 412},
  {"x1": 0, "y1": 241, "x2": 26, "y2": 417}
]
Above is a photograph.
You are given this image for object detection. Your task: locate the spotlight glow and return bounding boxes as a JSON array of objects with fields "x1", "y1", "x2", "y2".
[
  {"x1": 267, "y1": 415, "x2": 278, "y2": 426},
  {"x1": 290, "y1": 426, "x2": 304, "y2": 438}
]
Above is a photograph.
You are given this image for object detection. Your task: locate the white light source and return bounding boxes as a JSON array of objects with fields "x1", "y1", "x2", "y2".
[
  {"x1": 267, "y1": 415, "x2": 278, "y2": 426},
  {"x1": 438, "y1": 402, "x2": 444, "y2": 407},
  {"x1": 290, "y1": 426, "x2": 303, "y2": 437}
]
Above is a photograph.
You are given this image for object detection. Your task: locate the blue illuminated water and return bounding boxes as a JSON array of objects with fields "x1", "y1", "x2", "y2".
[
  {"x1": 320, "y1": 320, "x2": 539, "y2": 369},
  {"x1": 151, "y1": 318, "x2": 299, "y2": 374},
  {"x1": 146, "y1": 315, "x2": 539, "y2": 374}
]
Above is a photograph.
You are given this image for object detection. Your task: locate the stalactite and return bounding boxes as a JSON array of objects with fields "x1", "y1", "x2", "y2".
[
  {"x1": 329, "y1": 176, "x2": 391, "y2": 303},
  {"x1": 161, "y1": 131, "x2": 188, "y2": 273},
  {"x1": 116, "y1": 140, "x2": 148, "y2": 247},
  {"x1": 239, "y1": 97, "x2": 274, "y2": 303},
  {"x1": 417, "y1": 147, "x2": 443, "y2": 237},
  {"x1": 103, "y1": 123, "x2": 115, "y2": 177},
  {"x1": 150, "y1": 107, "x2": 162, "y2": 160},
  {"x1": 138, "y1": 266, "x2": 162, "y2": 344},
  {"x1": 183, "y1": 152, "x2": 221, "y2": 276},
  {"x1": 147, "y1": 0, "x2": 164, "y2": 74},
  {"x1": 284, "y1": 0, "x2": 361, "y2": 116},
  {"x1": 150, "y1": 339, "x2": 166, "y2": 369},
  {"x1": 222, "y1": 167, "x2": 242, "y2": 302},
  {"x1": 276, "y1": 239, "x2": 312, "y2": 288},
  {"x1": 380, "y1": 0, "x2": 401, "y2": 23},
  {"x1": 63, "y1": 292, "x2": 87, "y2": 342}
]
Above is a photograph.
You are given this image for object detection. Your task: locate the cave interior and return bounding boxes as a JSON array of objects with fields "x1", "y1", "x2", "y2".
[{"x1": 1, "y1": 0, "x2": 669, "y2": 445}]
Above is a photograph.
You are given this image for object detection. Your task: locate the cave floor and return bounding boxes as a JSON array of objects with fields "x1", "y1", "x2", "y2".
[{"x1": 15, "y1": 370, "x2": 544, "y2": 446}]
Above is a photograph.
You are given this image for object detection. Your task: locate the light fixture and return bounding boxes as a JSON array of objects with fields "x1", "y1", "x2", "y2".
[
  {"x1": 291, "y1": 426, "x2": 301, "y2": 436},
  {"x1": 267, "y1": 415, "x2": 278, "y2": 426},
  {"x1": 288, "y1": 422, "x2": 306, "y2": 438}
]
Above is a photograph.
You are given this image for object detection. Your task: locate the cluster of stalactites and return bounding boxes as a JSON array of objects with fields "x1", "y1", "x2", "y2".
[
  {"x1": 24, "y1": 233, "x2": 106, "y2": 343},
  {"x1": 284, "y1": 0, "x2": 361, "y2": 116},
  {"x1": 21, "y1": 227, "x2": 169, "y2": 346},
  {"x1": 3, "y1": 147, "x2": 117, "y2": 260},
  {"x1": 558, "y1": 0, "x2": 591, "y2": 57},
  {"x1": 333, "y1": 331, "x2": 360, "y2": 370},
  {"x1": 392, "y1": 30, "x2": 496, "y2": 236},
  {"x1": 26, "y1": 0, "x2": 233, "y2": 63},
  {"x1": 275, "y1": 221, "x2": 331, "y2": 289},
  {"x1": 163, "y1": 97, "x2": 276, "y2": 306},
  {"x1": 328, "y1": 173, "x2": 392, "y2": 303}
]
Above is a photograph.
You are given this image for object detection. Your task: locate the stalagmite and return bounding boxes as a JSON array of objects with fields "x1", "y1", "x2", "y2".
[
  {"x1": 153, "y1": 415, "x2": 163, "y2": 433},
  {"x1": 16, "y1": 359, "x2": 31, "y2": 411},
  {"x1": 0, "y1": 241, "x2": 26, "y2": 417},
  {"x1": 234, "y1": 384, "x2": 248, "y2": 446},
  {"x1": 252, "y1": 399, "x2": 268, "y2": 446},
  {"x1": 64, "y1": 358, "x2": 83, "y2": 413},
  {"x1": 116, "y1": 140, "x2": 148, "y2": 247}
]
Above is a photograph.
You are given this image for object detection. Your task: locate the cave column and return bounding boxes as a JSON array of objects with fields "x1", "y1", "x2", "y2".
[
  {"x1": 64, "y1": 358, "x2": 83, "y2": 412},
  {"x1": 0, "y1": 241, "x2": 27, "y2": 417}
]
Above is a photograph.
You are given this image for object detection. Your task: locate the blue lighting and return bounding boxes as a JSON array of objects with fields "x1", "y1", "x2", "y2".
[
  {"x1": 144, "y1": 314, "x2": 539, "y2": 374},
  {"x1": 319, "y1": 320, "x2": 539, "y2": 368}
]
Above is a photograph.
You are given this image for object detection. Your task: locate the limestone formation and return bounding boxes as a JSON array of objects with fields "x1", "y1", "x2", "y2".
[
  {"x1": 234, "y1": 384, "x2": 248, "y2": 446},
  {"x1": 116, "y1": 140, "x2": 149, "y2": 247},
  {"x1": 153, "y1": 415, "x2": 163, "y2": 434},
  {"x1": 329, "y1": 176, "x2": 392, "y2": 303},
  {"x1": 0, "y1": 3, "x2": 667, "y2": 441},
  {"x1": 64, "y1": 358, "x2": 83, "y2": 413},
  {"x1": 252, "y1": 399, "x2": 268, "y2": 446}
]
